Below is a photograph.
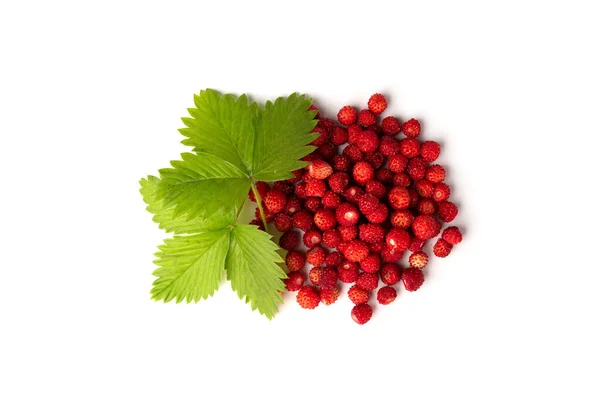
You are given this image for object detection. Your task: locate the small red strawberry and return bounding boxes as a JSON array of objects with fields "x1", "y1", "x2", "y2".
[
  {"x1": 274, "y1": 213, "x2": 292, "y2": 232},
  {"x1": 322, "y1": 229, "x2": 342, "y2": 248},
  {"x1": 336, "y1": 203, "x2": 360, "y2": 227},
  {"x1": 331, "y1": 126, "x2": 349, "y2": 146},
  {"x1": 273, "y1": 181, "x2": 293, "y2": 195},
  {"x1": 377, "y1": 286, "x2": 397, "y2": 305},
  {"x1": 407, "y1": 157, "x2": 427, "y2": 181},
  {"x1": 343, "y1": 186, "x2": 365, "y2": 204},
  {"x1": 353, "y1": 161, "x2": 375, "y2": 185},
  {"x1": 438, "y1": 201, "x2": 458, "y2": 222},
  {"x1": 433, "y1": 238, "x2": 453, "y2": 257},
  {"x1": 320, "y1": 286, "x2": 340, "y2": 305},
  {"x1": 388, "y1": 186, "x2": 411, "y2": 210},
  {"x1": 308, "y1": 159, "x2": 333, "y2": 180},
  {"x1": 337, "y1": 105, "x2": 357, "y2": 126},
  {"x1": 302, "y1": 230, "x2": 322, "y2": 249},
  {"x1": 332, "y1": 154, "x2": 351, "y2": 172},
  {"x1": 408, "y1": 237, "x2": 425, "y2": 253},
  {"x1": 381, "y1": 116, "x2": 401, "y2": 136},
  {"x1": 304, "y1": 196, "x2": 321, "y2": 213},
  {"x1": 365, "y1": 203, "x2": 389, "y2": 224},
  {"x1": 369, "y1": 240, "x2": 386, "y2": 253},
  {"x1": 390, "y1": 210, "x2": 415, "y2": 229},
  {"x1": 248, "y1": 181, "x2": 270, "y2": 202},
  {"x1": 381, "y1": 246, "x2": 404, "y2": 263},
  {"x1": 297, "y1": 286, "x2": 320, "y2": 309},
  {"x1": 415, "y1": 179, "x2": 435, "y2": 198},
  {"x1": 263, "y1": 189, "x2": 286, "y2": 214},
  {"x1": 392, "y1": 172, "x2": 412, "y2": 187},
  {"x1": 284, "y1": 271, "x2": 305, "y2": 291},
  {"x1": 347, "y1": 124, "x2": 363, "y2": 144},
  {"x1": 279, "y1": 230, "x2": 299, "y2": 250},
  {"x1": 375, "y1": 168, "x2": 393, "y2": 183},
  {"x1": 356, "y1": 130, "x2": 380, "y2": 153},
  {"x1": 305, "y1": 179, "x2": 327, "y2": 198},
  {"x1": 442, "y1": 226, "x2": 463, "y2": 245},
  {"x1": 342, "y1": 240, "x2": 370, "y2": 262},
  {"x1": 351, "y1": 303, "x2": 373, "y2": 325},
  {"x1": 360, "y1": 253, "x2": 381, "y2": 273},
  {"x1": 358, "y1": 193, "x2": 379, "y2": 215},
  {"x1": 368, "y1": 93, "x2": 387, "y2": 114},
  {"x1": 309, "y1": 266, "x2": 323, "y2": 285},
  {"x1": 412, "y1": 215, "x2": 441, "y2": 240},
  {"x1": 285, "y1": 250, "x2": 306, "y2": 272},
  {"x1": 402, "y1": 267, "x2": 425, "y2": 292},
  {"x1": 343, "y1": 144, "x2": 364, "y2": 163},
  {"x1": 379, "y1": 136, "x2": 400, "y2": 156},
  {"x1": 328, "y1": 172, "x2": 350, "y2": 194},
  {"x1": 399, "y1": 138, "x2": 421, "y2": 158},
  {"x1": 319, "y1": 267, "x2": 338, "y2": 288},
  {"x1": 358, "y1": 109, "x2": 376, "y2": 127},
  {"x1": 420, "y1": 140, "x2": 441, "y2": 162},
  {"x1": 348, "y1": 285, "x2": 370, "y2": 304},
  {"x1": 365, "y1": 180, "x2": 386, "y2": 198},
  {"x1": 432, "y1": 183, "x2": 451, "y2": 202},
  {"x1": 358, "y1": 223, "x2": 385, "y2": 244},
  {"x1": 338, "y1": 225, "x2": 358, "y2": 242},
  {"x1": 284, "y1": 196, "x2": 302, "y2": 215},
  {"x1": 324, "y1": 251, "x2": 343, "y2": 268},
  {"x1": 292, "y1": 210, "x2": 314, "y2": 232},
  {"x1": 380, "y1": 263, "x2": 402, "y2": 285},
  {"x1": 321, "y1": 191, "x2": 341, "y2": 209},
  {"x1": 409, "y1": 251, "x2": 428, "y2": 269},
  {"x1": 426, "y1": 164, "x2": 446, "y2": 183},
  {"x1": 385, "y1": 228, "x2": 411, "y2": 251},
  {"x1": 317, "y1": 142, "x2": 336, "y2": 160},
  {"x1": 364, "y1": 151, "x2": 386, "y2": 169},
  {"x1": 310, "y1": 126, "x2": 329, "y2": 146},
  {"x1": 338, "y1": 260, "x2": 360, "y2": 283},
  {"x1": 356, "y1": 272, "x2": 379, "y2": 291},
  {"x1": 417, "y1": 198, "x2": 437, "y2": 215},
  {"x1": 307, "y1": 246, "x2": 327, "y2": 266},
  {"x1": 314, "y1": 209, "x2": 337, "y2": 231},
  {"x1": 401, "y1": 118, "x2": 421, "y2": 138}
]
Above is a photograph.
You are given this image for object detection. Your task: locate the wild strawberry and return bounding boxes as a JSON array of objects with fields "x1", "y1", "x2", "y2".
[
  {"x1": 343, "y1": 186, "x2": 365, "y2": 204},
  {"x1": 303, "y1": 197, "x2": 321, "y2": 213},
  {"x1": 307, "y1": 246, "x2": 327, "y2": 266},
  {"x1": 382, "y1": 116, "x2": 401, "y2": 135},
  {"x1": 365, "y1": 180, "x2": 386, "y2": 198},
  {"x1": 342, "y1": 144, "x2": 364, "y2": 162},
  {"x1": 342, "y1": 240, "x2": 370, "y2": 262},
  {"x1": 338, "y1": 225, "x2": 358, "y2": 242},
  {"x1": 274, "y1": 213, "x2": 292, "y2": 232},
  {"x1": 310, "y1": 126, "x2": 329, "y2": 146},
  {"x1": 401, "y1": 118, "x2": 421, "y2": 138},
  {"x1": 338, "y1": 261, "x2": 360, "y2": 283},
  {"x1": 292, "y1": 210, "x2": 314, "y2": 231},
  {"x1": 337, "y1": 105, "x2": 357, "y2": 126},
  {"x1": 360, "y1": 253, "x2": 381, "y2": 273},
  {"x1": 273, "y1": 181, "x2": 294, "y2": 196},
  {"x1": 377, "y1": 286, "x2": 397, "y2": 305},
  {"x1": 348, "y1": 285, "x2": 370, "y2": 304},
  {"x1": 288, "y1": 169, "x2": 304, "y2": 184},
  {"x1": 417, "y1": 199, "x2": 437, "y2": 215},
  {"x1": 309, "y1": 266, "x2": 323, "y2": 285},
  {"x1": 388, "y1": 186, "x2": 411, "y2": 210},
  {"x1": 366, "y1": 203, "x2": 388, "y2": 223},
  {"x1": 336, "y1": 203, "x2": 360, "y2": 227},
  {"x1": 359, "y1": 194, "x2": 379, "y2": 215},
  {"x1": 438, "y1": 201, "x2": 458, "y2": 222},
  {"x1": 433, "y1": 238, "x2": 453, "y2": 257},
  {"x1": 379, "y1": 136, "x2": 400, "y2": 156},
  {"x1": 331, "y1": 126, "x2": 349, "y2": 145},
  {"x1": 385, "y1": 228, "x2": 411, "y2": 251},
  {"x1": 364, "y1": 151, "x2": 386, "y2": 169},
  {"x1": 399, "y1": 138, "x2": 420, "y2": 158},
  {"x1": 426, "y1": 164, "x2": 446, "y2": 183},
  {"x1": 347, "y1": 124, "x2": 363, "y2": 144},
  {"x1": 319, "y1": 267, "x2": 338, "y2": 288},
  {"x1": 381, "y1": 246, "x2": 404, "y2": 262},
  {"x1": 285, "y1": 271, "x2": 305, "y2": 291},
  {"x1": 255, "y1": 206, "x2": 274, "y2": 223},
  {"x1": 368, "y1": 93, "x2": 387, "y2": 114},
  {"x1": 409, "y1": 237, "x2": 425, "y2": 252},
  {"x1": 358, "y1": 109, "x2": 376, "y2": 127},
  {"x1": 308, "y1": 159, "x2": 333, "y2": 180},
  {"x1": 442, "y1": 226, "x2": 463, "y2": 245},
  {"x1": 263, "y1": 190, "x2": 286, "y2": 214},
  {"x1": 320, "y1": 286, "x2": 340, "y2": 305},
  {"x1": 328, "y1": 172, "x2": 350, "y2": 194},
  {"x1": 322, "y1": 229, "x2": 342, "y2": 248},
  {"x1": 305, "y1": 179, "x2": 327, "y2": 197},
  {"x1": 317, "y1": 142, "x2": 336, "y2": 160},
  {"x1": 375, "y1": 168, "x2": 393, "y2": 183},
  {"x1": 356, "y1": 130, "x2": 379, "y2": 153},
  {"x1": 407, "y1": 157, "x2": 427, "y2": 181},
  {"x1": 351, "y1": 303, "x2": 373, "y2": 325},
  {"x1": 280, "y1": 230, "x2": 300, "y2": 250},
  {"x1": 321, "y1": 192, "x2": 341, "y2": 209},
  {"x1": 393, "y1": 172, "x2": 412, "y2": 187},
  {"x1": 412, "y1": 215, "x2": 441, "y2": 240},
  {"x1": 415, "y1": 179, "x2": 435, "y2": 198},
  {"x1": 420, "y1": 140, "x2": 441, "y2": 162},
  {"x1": 285, "y1": 250, "x2": 306, "y2": 272},
  {"x1": 248, "y1": 181, "x2": 270, "y2": 202},
  {"x1": 359, "y1": 223, "x2": 385, "y2": 244},
  {"x1": 325, "y1": 251, "x2": 343, "y2": 267},
  {"x1": 432, "y1": 183, "x2": 451, "y2": 202},
  {"x1": 297, "y1": 286, "x2": 320, "y2": 309},
  {"x1": 314, "y1": 209, "x2": 337, "y2": 231},
  {"x1": 332, "y1": 154, "x2": 351, "y2": 172},
  {"x1": 356, "y1": 272, "x2": 379, "y2": 290},
  {"x1": 303, "y1": 230, "x2": 322, "y2": 249},
  {"x1": 391, "y1": 210, "x2": 415, "y2": 229},
  {"x1": 294, "y1": 182, "x2": 307, "y2": 199},
  {"x1": 402, "y1": 267, "x2": 424, "y2": 292},
  {"x1": 317, "y1": 117, "x2": 335, "y2": 132},
  {"x1": 409, "y1": 251, "x2": 428, "y2": 268},
  {"x1": 380, "y1": 263, "x2": 402, "y2": 285},
  {"x1": 369, "y1": 240, "x2": 386, "y2": 253},
  {"x1": 408, "y1": 188, "x2": 420, "y2": 208}
]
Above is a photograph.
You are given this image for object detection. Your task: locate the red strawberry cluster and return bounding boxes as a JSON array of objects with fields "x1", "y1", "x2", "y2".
[{"x1": 249, "y1": 94, "x2": 463, "y2": 325}]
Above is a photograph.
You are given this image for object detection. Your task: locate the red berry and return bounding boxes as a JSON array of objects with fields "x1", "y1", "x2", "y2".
[
  {"x1": 390, "y1": 210, "x2": 415, "y2": 229},
  {"x1": 356, "y1": 130, "x2": 380, "y2": 153},
  {"x1": 336, "y1": 203, "x2": 360, "y2": 227},
  {"x1": 273, "y1": 181, "x2": 294, "y2": 195},
  {"x1": 343, "y1": 186, "x2": 365, "y2": 204},
  {"x1": 381, "y1": 246, "x2": 404, "y2": 263},
  {"x1": 310, "y1": 126, "x2": 329, "y2": 146},
  {"x1": 409, "y1": 237, "x2": 426, "y2": 252},
  {"x1": 338, "y1": 261, "x2": 360, "y2": 283},
  {"x1": 292, "y1": 210, "x2": 314, "y2": 232},
  {"x1": 409, "y1": 251, "x2": 429, "y2": 268},
  {"x1": 392, "y1": 172, "x2": 412, "y2": 187},
  {"x1": 379, "y1": 136, "x2": 400, "y2": 156},
  {"x1": 399, "y1": 138, "x2": 420, "y2": 158},
  {"x1": 442, "y1": 226, "x2": 463, "y2": 245},
  {"x1": 347, "y1": 124, "x2": 363, "y2": 144},
  {"x1": 369, "y1": 240, "x2": 386, "y2": 253},
  {"x1": 284, "y1": 271, "x2": 305, "y2": 291},
  {"x1": 337, "y1": 106, "x2": 357, "y2": 126},
  {"x1": 320, "y1": 286, "x2": 340, "y2": 305},
  {"x1": 255, "y1": 206, "x2": 274, "y2": 223},
  {"x1": 358, "y1": 194, "x2": 379, "y2": 215},
  {"x1": 360, "y1": 253, "x2": 381, "y2": 273},
  {"x1": 417, "y1": 199, "x2": 437, "y2": 215},
  {"x1": 316, "y1": 117, "x2": 334, "y2": 132},
  {"x1": 381, "y1": 116, "x2": 401, "y2": 135},
  {"x1": 285, "y1": 250, "x2": 306, "y2": 272},
  {"x1": 322, "y1": 191, "x2": 342, "y2": 209},
  {"x1": 356, "y1": 272, "x2": 379, "y2": 291},
  {"x1": 322, "y1": 229, "x2": 342, "y2": 248},
  {"x1": 348, "y1": 285, "x2": 370, "y2": 304},
  {"x1": 365, "y1": 203, "x2": 389, "y2": 224},
  {"x1": 294, "y1": 182, "x2": 307, "y2": 199},
  {"x1": 319, "y1": 267, "x2": 338, "y2": 288},
  {"x1": 288, "y1": 169, "x2": 304, "y2": 184},
  {"x1": 351, "y1": 303, "x2": 373, "y2": 325},
  {"x1": 274, "y1": 213, "x2": 292, "y2": 232},
  {"x1": 248, "y1": 181, "x2": 270, "y2": 202},
  {"x1": 308, "y1": 159, "x2": 333, "y2": 180},
  {"x1": 375, "y1": 168, "x2": 393, "y2": 184},
  {"x1": 338, "y1": 225, "x2": 358, "y2": 242},
  {"x1": 385, "y1": 228, "x2": 411, "y2": 251},
  {"x1": 402, "y1": 267, "x2": 425, "y2": 292},
  {"x1": 325, "y1": 251, "x2": 343, "y2": 267},
  {"x1": 421, "y1": 140, "x2": 441, "y2": 162},
  {"x1": 359, "y1": 223, "x2": 385, "y2": 244},
  {"x1": 426, "y1": 164, "x2": 446, "y2": 183},
  {"x1": 343, "y1": 144, "x2": 364, "y2": 162},
  {"x1": 380, "y1": 263, "x2": 402, "y2": 285},
  {"x1": 408, "y1": 188, "x2": 420, "y2": 208},
  {"x1": 433, "y1": 238, "x2": 453, "y2": 257},
  {"x1": 297, "y1": 286, "x2": 320, "y2": 309},
  {"x1": 304, "y1": 197, "x2": 321, "y2": 213},
  {"x1": 368, "y1": 93, "x2": 387, "y2": 114},
  {"x1": 438, "y1": 201, "x2": 458, "y2": 222},
  {"x1": 280, "y1": 230, "x2": 300, "y2": 250},
  {"x1": 317, "y1": 142, "x2": 336, "y2": 160},
  {"x1": 377, "y1": 286, "x2": 397, "y2": 305},
  {"x1": 401, "y1": 118, "x2": 421, "y2": 138},
  {"x1": 342, "y1": 240, "x2": 370, "y2": 262},
  {"x1": 328, "y1": 172, "x2": 350, "y2": 194},
  {"x1": 412, "y1": 215, "x2": 441, "y2": 240},
  {"x1": 263, "y1": 190, "x2": 286, "y2": 214},
  {"x1": 432, "y1": 183, "x2": 451, "y2": 202},
  {"x1": 358, "y1": 109, "x2": 376, "y2": 127},
  {"x1": 303, "y1": 230, "x2": 322, "y2": 249},
  {"x1": 314, "y1": 209, "x2": 337, "y2": 231},
  {"x1": 309, "y1": 266, "x2": 323, "y2": 285},
  {"x1": 331, "y1": 126, "x2": 349, "y2": 145},
  {"x1": 332, "y1": 155, "x2": 351, "y2": 172},
  {"x1": 388, "y1": 186, "x2": 411, "y2": 210},
  {"x1": 365, "y1": 180, "x2": 386, "y2": 198},
  {"x1": 305, "y1": 179, "x2": 327, "y2": 197},
  {"x1": 307, "y1": 246, "x2": 327, "y2": 266},
  {"x1": 415, "y1": 179, "x2": 435, "y2": 198},
  {"x1": 407, "y1": 157, "x2": 427, "y2": 181},
  {"x1": 364, "y1": 151, "x2": 386, "y2": 169}
]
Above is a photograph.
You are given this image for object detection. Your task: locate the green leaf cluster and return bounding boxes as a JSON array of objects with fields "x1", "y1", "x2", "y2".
[{"x1": 140, "y1": 89, "x2": 317, "y2": 319}]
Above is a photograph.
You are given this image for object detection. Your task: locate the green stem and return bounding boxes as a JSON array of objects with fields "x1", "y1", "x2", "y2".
[{"x1": 250, "y1": 180, "x2": 270, "y2": 234}]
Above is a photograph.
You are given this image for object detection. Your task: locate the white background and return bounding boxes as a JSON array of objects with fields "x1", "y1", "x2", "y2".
[{"x1": 1, "y1": 1, "x2": 599, "y2": 399}]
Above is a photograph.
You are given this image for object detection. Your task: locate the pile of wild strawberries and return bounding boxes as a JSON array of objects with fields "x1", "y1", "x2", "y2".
[{"x1": 249, "y1": 94, "x2": 462, "y2": 324}]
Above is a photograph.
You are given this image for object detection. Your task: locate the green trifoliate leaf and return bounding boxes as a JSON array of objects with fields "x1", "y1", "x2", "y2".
[
  {"x1": 226, "y1": 225, "x2": 286, "y2": 319},
  {"x1": 151, "y1": 229, "x2": 231, "y2": 303}
]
